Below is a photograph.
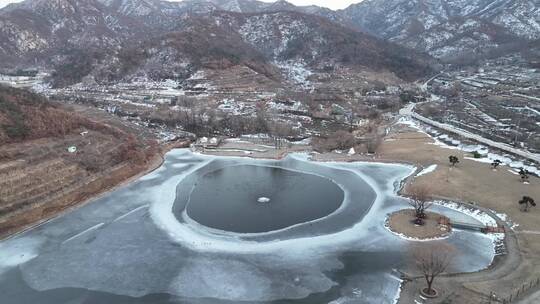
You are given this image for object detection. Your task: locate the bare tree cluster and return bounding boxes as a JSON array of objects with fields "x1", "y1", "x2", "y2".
[
  {"x1": 147, "y1": 106, "x2": 295, "y2": 139},
  {"x1": 311, "y1": 130, "x2": 356, "y2": 152}
]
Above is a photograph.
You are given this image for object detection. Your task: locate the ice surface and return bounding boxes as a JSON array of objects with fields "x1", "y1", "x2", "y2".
[
  {"x1": 168, "y1": 256, "x2": 336, "y2": 301},
  {"x1": 0, "y1": 237, "x2": 44, "y2": 275},
  {"x1": 0, "y1": 150, "x2": 501, "y2": 303}
]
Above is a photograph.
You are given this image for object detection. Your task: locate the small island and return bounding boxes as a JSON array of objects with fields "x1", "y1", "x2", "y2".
[
  {"x1": 387, "y1": 185, "x2": 451, "y2": 240},
  {"x1": 387, "y1": 209, "x2": 451, "y2": 240}
]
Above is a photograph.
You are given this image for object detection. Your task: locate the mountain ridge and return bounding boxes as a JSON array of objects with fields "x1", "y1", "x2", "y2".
[{"x1": 0, "y1": 0, "x2": 436, "y2": 87}]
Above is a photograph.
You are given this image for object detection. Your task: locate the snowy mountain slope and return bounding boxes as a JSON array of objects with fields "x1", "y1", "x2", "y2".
[
  {"x1": 189, "y1": 0, "x2": 540, "y2": 59},
  {"x1": 397, "y1": 17, "x2": 523, "y2": 59},
  {"x1": 89, "y1": 10, "x2": 434, "y2": 85},
  {"x1": 210, "y1": 11, "x2": 433, "y2": 79},
  {"x1": 0, "y1": 0, "x2": 436, "y2": 86},
  {"x1": 342, "y1": 0, "x2": 540, "y2": 59}
]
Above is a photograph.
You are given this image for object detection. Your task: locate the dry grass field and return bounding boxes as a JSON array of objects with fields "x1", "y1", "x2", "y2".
[{"x1": 379, "y1": 124, "x2": 540, "y2": 304}]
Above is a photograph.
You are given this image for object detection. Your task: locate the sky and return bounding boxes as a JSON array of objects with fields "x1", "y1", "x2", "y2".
[{"x1": 0, "y1": 0, "x2": 361, "y2": 10}]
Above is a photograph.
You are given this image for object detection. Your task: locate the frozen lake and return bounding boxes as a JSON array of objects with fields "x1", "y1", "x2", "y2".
[
  {"x1": 0, "y1": 150, "x2": 497, "y2": 303},
  {"x1": 182, "y1": 165, "x2": 346, "y2": 233}
]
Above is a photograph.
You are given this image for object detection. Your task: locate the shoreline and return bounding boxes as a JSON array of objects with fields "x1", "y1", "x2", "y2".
[
  {"x1": 385, "y1": 209, "x2": 451, "y2": 241},
  {"x1": 0, "y1": 140, "x2": 191, "y2": 241},
  {"x1": 0, "y1": 138, "x2": 527, "y2": 303},
  {"x1": 201, "y1": 144, "x2": 520, "y2": 302}
]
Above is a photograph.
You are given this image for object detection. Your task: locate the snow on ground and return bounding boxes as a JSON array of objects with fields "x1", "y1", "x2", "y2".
[
  {"x1": 218, "y1": 99, "x2": 256, "y2": 115},
  {"x1": 396, "y1": 116, "x2": 422, "y2": 130},
  {"x1": 494, "y1": 211, "x2": 519, "y2": 230},
  {"x1": 465, "y1": 152, "x2": 540, "y2": 176},
  {"x1": 435, "y1": 200, "x2": 505, "y2": 253},
  {"x1": 275, "y1": 60, "x2": 313, "y2": 89},
  {"x1": 188, "y1": 70, "x2": 206, "y2": 80},
  {"x1": 416, "y1": 164, "x2": 437, "y2": 177},
  {"x1": 267, "y1": 100, "x2": 308, "y2": 113},
  {"x1": 403, "y1": 119, "x2": 540, "y2": 177},
  {"x1": 291, "y1": 137, "x2": 311, "y2": 145}
]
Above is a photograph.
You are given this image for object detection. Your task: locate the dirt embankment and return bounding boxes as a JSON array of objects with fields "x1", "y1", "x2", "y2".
[
  {"x1": 0, "y1": 139, "x2": 190, "y2": 239},
  {"x1": 0, "y1": 85, "x2": 194, "y2": 238}
]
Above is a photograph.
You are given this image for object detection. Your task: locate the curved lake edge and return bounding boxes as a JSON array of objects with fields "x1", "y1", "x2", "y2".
[
  {"x1": 0, "y1": 149, "x2": 511, "y2": 304},
  {"x1": 185, "y1": 151, "x2": 509, "y2": 273},
  {"x1": 172, "y1": 152, "x2": 508, "y2": 298},
  {"x1": 180, "y1": 164, "x2": 354, "y2": 236},
  {"x1": 171, "y1": 157, "x2": 379, "y2": 240}
]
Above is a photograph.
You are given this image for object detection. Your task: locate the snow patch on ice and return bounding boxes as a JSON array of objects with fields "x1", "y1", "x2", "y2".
[
  {"x1": 168, "y1": 257, "x2": 335, "y2": 301},
  {"x1": 435, "y1": 201, "x2": 505, "y2": 252},
  {"x1": 257, "y1": 197, "x2": 271, "y2": 203},
  {"x1": 0, "y1": 237, "x2": 44, "y2": 275}
]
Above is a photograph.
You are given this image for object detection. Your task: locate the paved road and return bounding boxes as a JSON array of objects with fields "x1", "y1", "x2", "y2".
[{"x1": 402, "y1": 103, "x2": 540, "y2": 164}]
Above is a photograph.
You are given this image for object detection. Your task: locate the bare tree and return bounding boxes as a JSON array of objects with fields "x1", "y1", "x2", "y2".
[
  {"x1": 412, "y1": 242, "x2": 455, "y2": 297},
  {"x1": 519, "y1": 168, "x2": 529, "y2": 183},
  {"x1": 491, "y1": 159, "x2": 501, "y2": 170},
  {"x1": 345, "y1": 109, "x2": 356, "y2": 132},
  {"x1": 408, "y1": 185, "x2": 433, "y2": 225},
  {"x1": 254, "y1": 105, "x2": 269, "y2": 133},
  {"x1": 519, "y1": 196, "x2": 536, "y2": 212},
  {"x1": 449, "y1": 155, "x2": 459, "y2": 167},
  {"x1": 366, "y1": 131, "x2": 382, "y2": 154},
  {"x1": 268, "y1": 121, "x2": 295, "y2": 149}
]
